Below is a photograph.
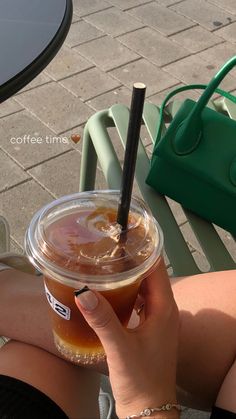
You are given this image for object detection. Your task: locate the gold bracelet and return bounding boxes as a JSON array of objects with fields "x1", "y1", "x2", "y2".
[{"x1": 126, "y1": 403, "x2": 182, "y2": 418}]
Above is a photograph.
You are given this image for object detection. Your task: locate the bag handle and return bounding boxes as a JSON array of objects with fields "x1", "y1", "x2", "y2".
[
  {"x1": 155, "y1": 82, "x2": 236, "y2": 154},
  {"x1": 155, "y1": 83, "x2": 236, "y2": 147},
  {"x1": 173, "y1": 56, "x2": 236, "y2": 154}
]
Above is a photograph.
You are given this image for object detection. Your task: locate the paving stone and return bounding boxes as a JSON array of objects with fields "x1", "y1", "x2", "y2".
[
  {"x1": 94, "y1": 169, "x2": 108, "y2": 190},
  {"x1": 60, "y1": 67, "x2": 121, "y2": 101},
  {"x1": 65, "y1": 20, "x2": 105, "y2": 48},
  {"x1": 85, "y1": 7, "x2": 143, "y2": 37},
  {"x1": 0, "y1": 180, "x2": 53, "y2": 247},
  {"x1": 191, "y1": 250, "x2": 211, "y2": 272},
  {"x1": 148, "y1": 83, "x2": 200, "y2": 106},
  {"x1": 10, "y1": 238, "x2": 24, "y2": 253},
  {"x1": 128, "y1": 2, "x2": 194, "y2": 36},
  {"x1": 110, "y1": 58, "x2": 178, "y2": 96},
  {"x1": 139, "y1": 124, "x2": 153, "y2": 147},
  {"x1": 157, "y1": 0, "x2": 184, "y2": 5},
  {"x1": 198, "y1": 43, "x2": 236, "y2": 78},
  {"x1": 170, "y1": 25, "x2": 224, "y2": 53},
  {"x1": 164, "y1": 55, "x2": 236, "y2": 92},
  {"x1": 72, "y1": 13, "x2": 80, "y2": 23},
  {"x1": 75, "y1": 36, "x2": 139, "y2": 71},
  {"x1": 209, "y1": 0, "x2": 236, "y2": 14},
  {"x1": 16, "y1": 82, "x2": 93, "y2": 134},
  {"x1": 28, "y1": 150, "x2": 83, "y2": 197},
  {"x1": 16, "y1": 72, "x2": 51, "y2": 94},
  {"x1": 0, "y1": 149, "x2": 29, "y2": 192},
  {"x1": 106, "y1": 0, "x2": 152, "y2": 10},
  {"x1": 118, "y1": 27, "x2": 189, "y2": 67},
  {"x1": 107, "y1": 126, "x2": 128, "y2": 164},
  {"x1": 73, "y1": 0, "x2": 112, "y2": 17},
  {"x1": 0, "y1": 111, "x2": 72, "y2": 169},
  {"x1": 214, "y1": 226, "x2": 236, "y2": 262},
  {"x1": 0, "y1": 99, "x2": 22, "y2": 119},
  {"x1": 44, "y1": 46, "x2": 93, "y2": 80},
  {"x1": 215, "y1": 22, "x2": 236, "y2": 43},
  {"x1": 145, "y1": 143, "x2": 154, "y2": 159},
  {"x1": 180, "y1": 221, "x2": 205, "y2": 254},
  {"x1": 87, "y1": 86, "x2": 133, "y2": 110},
  {"x1": 166, "y1": 197, "x2": 187, "y2": 226},
  {"x1": 170, "y1": 0, "x2": 236, "y2": 31},
  {"x1": 29, "y1": 149, "x2": 106, "y2": 197}
]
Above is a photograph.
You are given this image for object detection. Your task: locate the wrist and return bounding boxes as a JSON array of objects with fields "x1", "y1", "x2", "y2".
[
  {"x1": 117, "y1": 399, "x2": 180, "y2": 419},
  {"x1": 119, "y1": 410, "x2": 180, "y2": 419}
]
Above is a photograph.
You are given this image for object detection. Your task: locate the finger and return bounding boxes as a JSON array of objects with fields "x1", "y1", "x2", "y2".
[
  {"x1": 74, "y1": 287, "x2": 126, "y2": 356},
  {"x1": 140, "y1": 257, "x2": 175, "y2": 318}
]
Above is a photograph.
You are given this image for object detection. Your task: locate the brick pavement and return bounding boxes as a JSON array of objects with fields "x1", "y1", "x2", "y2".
[{"x1": 1, "y1": 1, "x2": 236, "y2": 417}]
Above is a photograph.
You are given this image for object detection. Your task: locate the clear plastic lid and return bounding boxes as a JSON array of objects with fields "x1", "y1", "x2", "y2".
[{"x1": 25, "y1": 191, "x2": 163, "y2": 287}]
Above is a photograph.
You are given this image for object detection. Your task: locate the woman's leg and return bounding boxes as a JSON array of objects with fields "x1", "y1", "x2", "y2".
[
  {"x1": 0, "y1": 268, "x2": 107, "y2": 373},
  {"x1": 0, "y1": 268, "x2": 101, "y2": 418},
  {"x1": 2, "y1": 267, "x2": 236, "y2": 411},
  {"x1": 172, "y1": 270, "x2": 236, "y2": 410},
  {"x1": 0, "y1": 269, "x2": 58, "y2": 356},
  {"x1": 0, "y1": 340, "x2": 100, "y2": 418}
]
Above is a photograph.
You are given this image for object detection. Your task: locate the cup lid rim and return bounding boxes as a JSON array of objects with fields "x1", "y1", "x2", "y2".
[{"x1": 25, "y1": 190, "x2": 164, "y2": 284}]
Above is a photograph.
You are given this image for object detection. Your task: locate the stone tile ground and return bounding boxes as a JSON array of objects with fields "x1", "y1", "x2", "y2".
[{"x1": 1, "y1": 1, "x2": 236, "y2": 417}]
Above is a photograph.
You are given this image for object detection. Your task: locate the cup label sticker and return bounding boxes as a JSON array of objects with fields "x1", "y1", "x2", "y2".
[{"x1": 44, "y1": 284, "x2": 71, "y2": 321}]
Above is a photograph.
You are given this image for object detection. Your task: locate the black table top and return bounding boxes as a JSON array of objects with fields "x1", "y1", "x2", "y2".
[{"x1": 0, "y1": 0, "x2": 72, "y2": 102}]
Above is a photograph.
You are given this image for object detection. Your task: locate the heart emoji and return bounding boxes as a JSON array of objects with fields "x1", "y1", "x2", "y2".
[{"x1": 71, "y1": 134, "x2": 81, "y2": 144}]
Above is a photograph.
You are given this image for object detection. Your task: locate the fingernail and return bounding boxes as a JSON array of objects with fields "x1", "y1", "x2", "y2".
[
  {"x1": 74, "y1": 286, "x2": 89, "y2": 297},
  {"x1": 74, "y1": 287, "x2": 98, "y2": 311}
]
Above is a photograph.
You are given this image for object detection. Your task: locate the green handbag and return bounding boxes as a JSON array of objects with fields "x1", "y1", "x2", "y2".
[{"x1": 146, "y1": 56, "x2": 236, "y2": 235}]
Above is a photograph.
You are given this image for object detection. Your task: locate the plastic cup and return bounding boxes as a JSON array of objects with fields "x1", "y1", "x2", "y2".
[{"x1": 25, "y1": 190, "x2": 164, "y2": 365}]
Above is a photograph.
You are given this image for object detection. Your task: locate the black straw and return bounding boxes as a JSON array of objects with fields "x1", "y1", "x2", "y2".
[{"x1": 117, "y1": 82, "x2": 146, "y2": 230}]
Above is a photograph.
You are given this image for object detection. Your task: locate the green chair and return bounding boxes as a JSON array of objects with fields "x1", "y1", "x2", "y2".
[
  {"x1": 79, "y1": 99, "x2": 236, "y2": 277},
  {"x1": 0, "y1": 216, "x2": 10, "y2": 254}
]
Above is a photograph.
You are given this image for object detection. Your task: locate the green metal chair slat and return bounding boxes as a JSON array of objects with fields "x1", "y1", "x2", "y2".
[
  {"x1": 143, "y1": 102, "x2": 162, "y2": 143},
  {"x1": 0, "y1": 216, "x2": 10, "y2": 253},
  {"x1": 214, "y1": 97, "x2": 236, "y2": 119},
  {"x1": 80, "y1": 111, "x2": 122, "y2": 191},
  {"x1": 183, "y1": 209, "x2": 235, "y2": 271}
]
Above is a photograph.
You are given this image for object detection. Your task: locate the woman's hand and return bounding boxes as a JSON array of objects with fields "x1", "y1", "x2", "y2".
[{"x1": 75, "y1": 260, "x2": 179, "y2": 418}]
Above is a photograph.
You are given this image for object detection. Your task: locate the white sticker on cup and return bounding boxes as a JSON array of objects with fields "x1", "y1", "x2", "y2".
[{"x1": 44, "y1": 283, "x2": 71, "y2": 321}]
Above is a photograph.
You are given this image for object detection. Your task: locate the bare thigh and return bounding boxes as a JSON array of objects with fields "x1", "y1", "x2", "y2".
[
  {"x1": 2, "y1": 268, "x2": 236, "y2": 411},
  {"x1": 172, "y1": 270, "x2": 236, "y2": 410},
  {"x1": 0, "y1": 340, "x2": 100, "y2": 419}
]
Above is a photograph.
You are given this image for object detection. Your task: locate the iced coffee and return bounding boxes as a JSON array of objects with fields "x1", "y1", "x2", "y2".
[{"x1": 25, "y1": 191, "x2": 164, "y2": 364}]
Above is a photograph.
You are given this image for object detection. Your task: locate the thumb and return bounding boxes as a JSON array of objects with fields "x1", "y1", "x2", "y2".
[{"x1": 74, "y1": 286, "x2": 126, "y2": 355}]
